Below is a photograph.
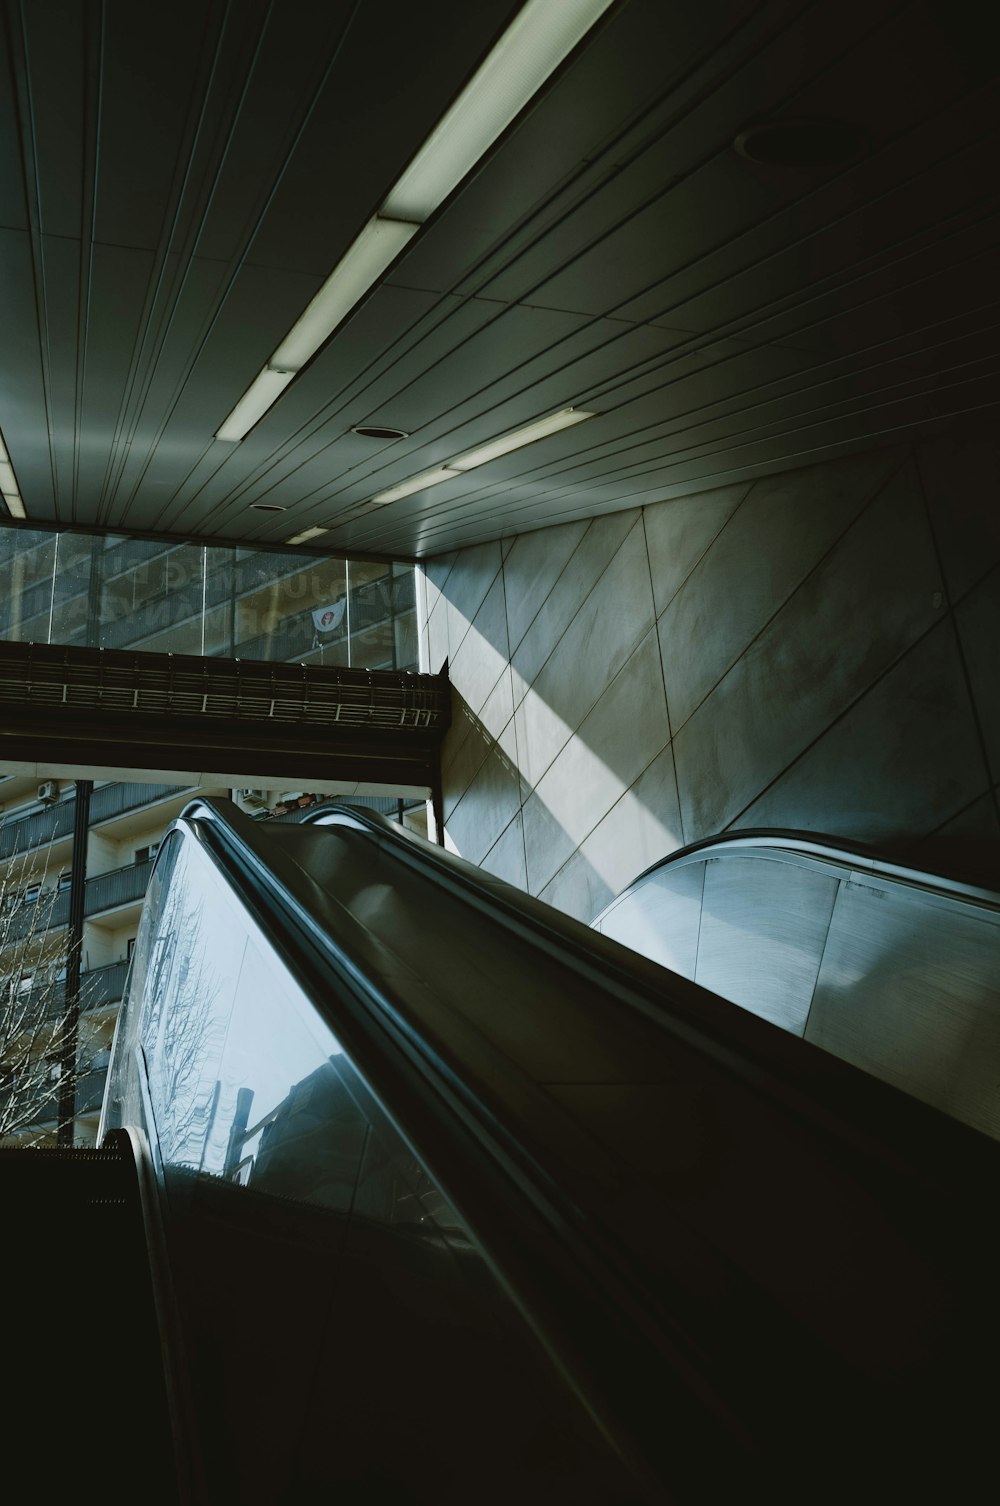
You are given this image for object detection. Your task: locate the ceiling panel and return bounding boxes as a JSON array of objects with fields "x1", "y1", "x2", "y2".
[{"x1": 0, "y1": 0, "x2": 997, "y2": 561}]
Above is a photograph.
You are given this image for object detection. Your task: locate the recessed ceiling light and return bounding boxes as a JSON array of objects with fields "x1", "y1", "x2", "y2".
[
  {"x1": 382, "y1": 0, "x2": 617, "y2": 221},
  {"x1": 370, "y1": 466, "x2": 461, "y2": 505},
  {"x1": 352, "y1": 425, "x2": 410, "y2": 441},
  {"x1": 284, "y1": 526, "x2": 329, "y2": 545},
  {"x1": 450, "y1": 408, "x2": 595, "y2": 471},
  {"x1": 270, "y1": 216, "x2": 420, "y2": 373},
  {"x1": 734, "y1": 118, "x2": 870, "y2": 169},
  {"x1": 215, "y1": 367, "x2": 295, "y2": 442},
  {"x1": 215, "y1": 0, "x2": 616, "y2": 442},
  {"x1": 250, "y1": 503, "x2": 287, "y2": 512},
  {"x1": 0, "y1": 430, "x2": 27, "y2": 518},
  {"x1": 367, "y1": 407, "x2": 598, "y2": 504}
]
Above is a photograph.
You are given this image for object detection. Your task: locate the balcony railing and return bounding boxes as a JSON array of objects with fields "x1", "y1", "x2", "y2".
[
  {"x1": 90, "y1": 781, "x2": 187, "y2": 826},
  {"x1": 0, "y1": 801, "x2": 76, "y2": 861},
  {"x1": 3, "y1": 889, "x2": 70, "y2": 944},
  {"x1": 85, "y1": 857, "x2": 155, "y2": 916},
  {"x1": 0, "y1": 781, "x2": 186, "y2": 862},
  {"x1": 3, "y1": 859, "x2": 154, "y2": 943},
  {"x1": 5, "y1": 959, "x2": 130, "y2": 1023},
  {"x1": 80, "y1": 959, "x2": 130, "y2": 1010}
]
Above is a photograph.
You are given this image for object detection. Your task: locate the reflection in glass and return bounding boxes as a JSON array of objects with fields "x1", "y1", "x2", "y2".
[
  {"x1": 104, "y1": 822, "x2": 633, "y2": 1503},
  {"x1": 0, "y1": 525, "x2": 417, "y2": 669}
]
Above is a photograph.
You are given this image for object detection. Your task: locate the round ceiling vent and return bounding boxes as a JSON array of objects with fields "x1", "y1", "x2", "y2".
[
  {"x1": 249, "y1": 503, "x2": 286, "y2": 512},
  {"x1": 734, "y1": 118, "x2": 870, "y2": 169},
  {"x1": 352, "y1": 424, "x2": 409, "y2": 441}
]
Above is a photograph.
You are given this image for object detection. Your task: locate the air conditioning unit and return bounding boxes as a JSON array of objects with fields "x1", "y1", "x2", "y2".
[
  {"x1": 37, "y1": 780, "x2": 59, "y2": 804},
  {"x1": 241, "y1": 788, "x2": 268, "y2": 808}
]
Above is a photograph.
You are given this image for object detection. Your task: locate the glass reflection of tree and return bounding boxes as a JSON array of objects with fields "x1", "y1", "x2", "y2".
[{"x1": 142, "y1": 874, "x2": 234, "y2": 1168}]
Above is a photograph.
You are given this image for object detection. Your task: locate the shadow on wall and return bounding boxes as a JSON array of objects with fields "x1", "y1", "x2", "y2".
[
  {"x1": 440, "y1": 687, "x2": 627, "y2": 922},
  {"x1": 425, "y1": 430, "x2": 1000, "y2": 924},
  {"x1": 442, "y1": 677, "x2": 683, "y2": 921}
]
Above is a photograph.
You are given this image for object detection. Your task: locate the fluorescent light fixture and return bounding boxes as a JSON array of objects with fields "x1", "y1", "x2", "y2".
[
  {"x1": 271, "y1": 217, "x2": 420, "y2": 372},
  {"x1": 215, "y1": 0, "x2": 613, "y2": 441},
  {"x1": 0, "y1": 430, "x2": 26, "y2": 518},
  {"x1": 382, "y1": 0, "x2": 617, "y2": 221},
  {"x1": 450, "y1": 407, "x2": 595, "y2": 470},
  {"x1": 366, "y1": 407, "x2": 598, "y2": 504},
  {"x1": 284, "y1": 526, "x2": 329, "y2": 545},
  {"x1": 369, "y1": 466, "x2": 461, "y2": 505},
  {"x1": 216, "y1": 367, "x2": 295, "y2": 442}
]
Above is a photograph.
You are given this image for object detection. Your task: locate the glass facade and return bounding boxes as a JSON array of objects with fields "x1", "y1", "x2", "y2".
[{"x1": 0, "y1": 527, "x2": 417, "y2": 671}]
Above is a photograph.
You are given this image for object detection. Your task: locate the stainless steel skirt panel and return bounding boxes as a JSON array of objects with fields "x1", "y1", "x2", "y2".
[{"x1": 594, "y1": 837, "x2": 1000, "y2": 1138}]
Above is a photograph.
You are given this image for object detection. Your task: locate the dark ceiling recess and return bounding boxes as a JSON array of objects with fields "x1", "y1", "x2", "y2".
[
  {"x1": 352, "y1": 426, "x2": 410, "y2": 441},
  {"x1": 733, "y1": 118, "x2": 871, "y2": 168},
  {"x1": 250, "y1": 503, "x2": 287, "y2": 512}
]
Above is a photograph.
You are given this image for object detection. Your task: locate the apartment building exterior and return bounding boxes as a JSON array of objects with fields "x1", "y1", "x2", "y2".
[{"x1": 0, "y1": 527, "x2": 419, "y2": 1146}]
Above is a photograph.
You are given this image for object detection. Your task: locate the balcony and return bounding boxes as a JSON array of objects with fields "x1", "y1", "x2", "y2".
[
  {"x1": 3, "y1": 889, "x2": 70, "y2": 944},
  {"x1": 80, "y1": 959, "x2": 129, "y2": 1011},
  {"x1": 5, "y1": 959, "x2": 130, "y2": 1023},
  {"x1": 85, "y1": 857, "x2": 155, "y2": 917},
  {"x1": 0, "y1": 780, "x2": 186, "y2": 862},
  {"x1": 90, "y1": 780, "x2": 188, "y2": 826},
  {"x1": 0, "y1": 800, "x2": 76, "y2": 861},
  {"x1": 3, "y1": 858, "x2": 155, "y2": 942}
]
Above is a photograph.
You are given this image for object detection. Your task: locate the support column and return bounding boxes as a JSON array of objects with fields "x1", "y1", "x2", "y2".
[{"x1": 57, "y1": 779, "x2": 92, "y2": 1146}]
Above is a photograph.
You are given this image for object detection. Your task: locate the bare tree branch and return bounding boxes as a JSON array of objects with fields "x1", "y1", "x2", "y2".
[{"x1": 0, "y1": 841, "x2": 92, "y2": 1144}]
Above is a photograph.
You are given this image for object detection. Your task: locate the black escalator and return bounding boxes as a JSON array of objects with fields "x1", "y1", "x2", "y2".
[{"x1": 95, "y1": 799, "x2": 999, "y2": 1504}]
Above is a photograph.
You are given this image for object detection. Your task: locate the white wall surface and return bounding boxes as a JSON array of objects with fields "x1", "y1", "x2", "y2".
[{"x1": 422, "y1": 430, "x2": 1000, "y2": 923}]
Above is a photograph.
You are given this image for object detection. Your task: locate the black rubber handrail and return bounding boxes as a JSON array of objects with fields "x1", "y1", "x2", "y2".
[
  {"x1": 300, "y1": 804, "x2": 997, "y2": 1181},
  {"x1": 174, "y1": 798, "x2": 679, "y2": 1501},
  {"x1": 594, "y1": 825, "x2": 1000, "y2": 909}
]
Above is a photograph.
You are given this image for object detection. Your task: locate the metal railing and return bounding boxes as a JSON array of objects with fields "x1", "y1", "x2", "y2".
[
  {"x1": 0, "y1": 1066, "x2": 107, "y2": 1125},
  {"x1": 85, "y1": 858, "x2": 155, "y2": 916},
  {"x1": 0, "y1": 781, "x2": 186, "y2": 860},
  {"x1": 0, "y1": 801, "x2": 76, "y2": 861},
  {"x1": 80, "y1": 959, "x2": 130, "y2": 1010},
  {"x1": 90, "y1": 781, "x2": 187, "y2": 826},
  {"x1": 3, "y1": 860, "x2": 154, "y2": 943},
  {"x1": 3, "y1": 889, "x2": 71, "y2": 944},
  {"x1": 5, "y1": 959, "x2": 129, "y2": 1022},
  {"x1": 0, "y1": 641, "x2": 450, "y2": 732}
]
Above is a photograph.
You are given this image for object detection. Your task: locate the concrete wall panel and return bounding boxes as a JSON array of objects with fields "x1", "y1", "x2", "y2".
[{"x1": 423, "y1": 431, "x2": 999, "y2": 923}]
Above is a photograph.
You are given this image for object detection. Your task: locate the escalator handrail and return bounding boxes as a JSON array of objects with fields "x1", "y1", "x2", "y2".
[
  {"x1": 299, "y1": 804, "x2": 998, "y2": 1178},
  {"x1": 592, "y1": 826, "x2": 1000, "y2": 915},
  {"x1": 169, "y1": 797, "x2": 689, "y2": 1498},
  {"x1": 136, "y1": 798, "x2": 999, "y2": 1501}
]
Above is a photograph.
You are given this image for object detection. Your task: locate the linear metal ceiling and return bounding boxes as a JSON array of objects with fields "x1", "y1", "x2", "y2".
[{"x1": 1, "y1": 0, "x2": 997, "y2": 559}]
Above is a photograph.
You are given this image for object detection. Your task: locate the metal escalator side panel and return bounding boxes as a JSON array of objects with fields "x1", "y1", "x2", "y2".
[
  {"x1": 102, "y1": 811, "x2": 647, "y2": 1505},
  {"x1": 591, "y1": 833, "x2": 1000, "y2": 1139}
]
